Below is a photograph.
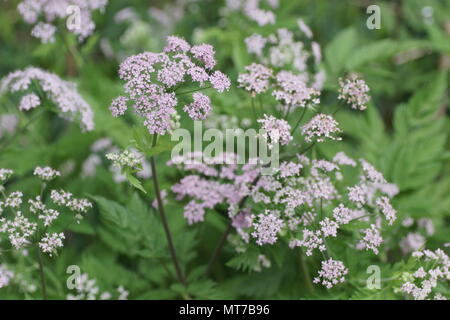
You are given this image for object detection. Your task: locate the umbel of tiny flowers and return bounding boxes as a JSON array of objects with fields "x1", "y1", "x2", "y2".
[
  {"x1": 0, "y1": 166, "x2": 92, "y2": 299},
  {"x1": 33, "y1": 166, "x2": 61, "y2": 181},
  {"x1": 109, "y1": 35, "x2": 230, "y2": 135},
  {"x1": 338, "y1": 73, "x2": 371, "y2": 110},
  {"x1": 313, "y1": 258, "x2": 348, "y2": 289},
  {"x1": 257, "y1": 114, "x2": 293, "y2": 148},
  {"x1": 0, "y1": 67, "x2": 95, "y2": 132},
  {"x1": 170, "y1": 148, "x2": 398, "y2": 288},
  {"x1": 399, "y1": 248, "x2": 449, "y2": 300},
  {"x1": 66, "y1": 273, "x2": 129, "y2": 300},
  {"x1": 224, "y1": 0, "x2": 278, "y2": 26},
  {"x1": 108, "y1": 36, "x2": 231, "y2": 291},
  {"x1": 237, "y1": 62, "x2": 321, "y2": 119},
  {"x1": 301, "y1": 113, "x2": 342, "y2": 143},
  {"x1": 17, "y1": 0, "x2": 109, "y2": 43},
  {"x1": 244, "y1": 21, "x2": 326, "y2": 91},
  {"x1": 0, "y1": 169, "x2": 13, "y2": 183}
]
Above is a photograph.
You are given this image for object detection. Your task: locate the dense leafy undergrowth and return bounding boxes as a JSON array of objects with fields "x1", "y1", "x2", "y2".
[{"x1": 0, "y1": 0, "x2": 449, "y2": 300}]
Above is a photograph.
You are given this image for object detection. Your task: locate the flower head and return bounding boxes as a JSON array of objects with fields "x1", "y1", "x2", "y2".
[
  {"x1": 258, "y1": 114, "x2": 292, "y2": 147},
  {"x1": 338, "y1": 74, "x2": 370, "y2": 110},
  {"x1": 302, "y1": 113, "x2": 341, "y2": 143},
  {"x1": 313, "y1": 258, "x2": 348, "y2": 288},
  {"x1": 238, "y1": 63, "x2": 273, "y2": 96},
  {"x1": 110, "y1": 36, "x2": 229, "y2": 135},
  {"x1": 0, "y1": 67, "x2": 94, "y2": 131},
  {"x1": 33, "y1": 166, "x2": 61, "y2": 181}
]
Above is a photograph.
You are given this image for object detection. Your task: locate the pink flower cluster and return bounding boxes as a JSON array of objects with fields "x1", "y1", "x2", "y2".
[
  {"x1": 338, "y1": 74, "x2": 371, "y2": 110},
  {"x1": 244, "y1": 22, "x2": 326, "y2": 91},
  {"x1": 251, "y1": 210, "x2": 284, "y2": 245},
  {"x1": 313, "y1": 258, "x2": 348, "y2": 289},
  {"x1": 301, "y1": 113, "x2": 342, "y2": 143},
  {"x1": 257, "y1": 114, "x2": 293, "y2": 147},
  {"x1": 238, "y1": 63, "x2": 273, "y2": 96},
  {"x1": 110, "y1": 36, "x2": 230, "y2": 135},
  {"x1": 225, "y1": 0, "x2": 278, "y2": 26},
  {"x1": 18, "y1": 0, "x2": 109, "y2": 42},
  {"x1": 401, "y1": 248, "x2": 449, "y2": 300},
  {"x1": 0, "y1": 67, "x2": 94, "y2": 131},
  {"x1": 169, "y1": 152, "x2": 260, "y2": 226}
]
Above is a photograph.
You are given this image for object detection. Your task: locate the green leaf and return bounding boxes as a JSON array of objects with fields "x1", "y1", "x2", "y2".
[
  {"x1": 226, "y1": 247, "x2": 261, "y2": 272},
  {"x1": 91, "y1": 195, "x2": 129, "y2": 228},
  {"x1": 125, "y1": 170, "x2": 147, "y2": 194},
  {"x1": 325, "y1": 28, "x2": 358, "y2": 75}
]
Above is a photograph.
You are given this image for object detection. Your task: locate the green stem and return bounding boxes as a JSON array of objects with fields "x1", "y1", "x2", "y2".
[
  {"x1": 204, "y1": 221, "x2": 233, "y2": 277},
  {"x1": 298, "y1": 248, "x2": 314, "y2": 295},
  {"x1": 205, "y1": 176, "x2": 261, "y2": 277},
  {"x1": 35, "y1": 244, "x2": 48, "y2": 300},
  {"x1": 292, "y1": 107, "x2": 307, "y2": 134},
  {"x1": 0, "y1": 109, "x2": 46, "y2": 152},
  {"x1": 149, "y1": 134, "x2": 187, "y2": 286},
  {"x1": 176, "y1": 86, "x2": 212, "y2": 96},
  {"x1": 251, "y1": 97, "x2": 257, "y2": 123}
]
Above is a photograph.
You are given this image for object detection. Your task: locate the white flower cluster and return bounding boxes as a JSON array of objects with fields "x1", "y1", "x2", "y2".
[
  {"x1": 0, "y1": 168, "x2": 13, "y2": 182},
  {"x1": 67, "y1": 273, "x2": 129, "y2": 300},
  {"x1": 106, "y1": 150, "x2": 142, "y2": 170},
  {"x1": 401, "y1": 248, "x2": 449, "y2": 300},
  {"x1": 39, "y1": 232, "x2": 65, "y2": 257},
  {"x1": 50, "y1": 189, "x2": 92, "y2": 221},
  {"x1": 0, "y1": 265, "x2": 14, "y2": 289},
  {"x1": 33, "y1": 166, "x2": 61, "y2": 181},
  {"x1": 0, "y1": 167, "x2": 92, "y2": 255}
]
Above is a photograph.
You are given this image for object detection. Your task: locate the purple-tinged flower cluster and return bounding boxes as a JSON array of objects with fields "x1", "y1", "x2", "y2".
[
  {"x1": 183, "y1": 93, "x2": 211, "y2": 121},
  {"x1": 168, "y1": 152, "x2": 260, "y2": 228},
  {"x1": 313, "y1": 258, "x2": 348, "y2": 289},
  {"x1": 110, "y1": 36, "x2": 230, "y2": 135},
  {"x1": 244, "y1": 22, "x2": 325, "y2": 91},
  {"x1": 238, "y1": 63, "x2": 273, "y2": 96},
  {"x1": 338, "y1": 74, "x2": 371, "y2": 110},
  {"x1": 251, "y1": 210, "x2": 284, "y2": 245},
  {"x1": 376, "y1": 196, "x2": 397, "y2": 225},
  {"x1": 272, "y1": 71, "x2": 320, "y2": 109},
  {"x1": 225, "y1": 0, "x2": 278, "y2": 26},
  {"x1": 19, "y1": 93, "x2": 41, "y2": 111},
  {"x1": 257, "y1": 114, "x2": 293, "y2": 147},
  {"x1": 30, "y1": 22, "x2": 56, "y2": 43},
  {"x1": 301, "y1": 113, "x2": 342, "y2": 143},
  {"x1": 18, "y1": 0, "x2": 109, "y2": 43},
  {"x1": 357, "y1": 224, "x2": 383, "y2": 254},
  {"x1": 0, "y1": 67, "x2": 94, "y2": 131}
]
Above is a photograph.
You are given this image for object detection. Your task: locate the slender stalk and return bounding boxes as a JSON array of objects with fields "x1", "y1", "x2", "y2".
[
  {"x1": 204, "y1": 222, "x2": 233, "y2": 277},
  {"x1": 300, "y1": 142, "x2": 316, "y2": 156},
  {"x1": 284, "y1": 104, "x2": 293, "y2": 119},
  {"x1": 291, "y1": 107, "x2": 307, "y2": 134},
  {"x1": 298, "y1": 248, "x2": 314, "y2": 295},
  {"x1": 176, "y1": 86, "x2": 212, "y2": 96},
  {"x1": 150, "y1": 134, "x2": 186, "y2": 286},
  {"x1": 251, "y1": 97, "x2": 257, "y2": 123},
  {"x1": 205, "y1": 176, "x2": 261, "y2": 277},
  {"x1": 0, "y1": 109, "x2": 45, "y2": 152},
  {"x1": 280, "y1": 141, "x2": 316, "y2": 161},
  {"x1": 35, "y1": 244, "x2": 48, "y2": 300}
]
